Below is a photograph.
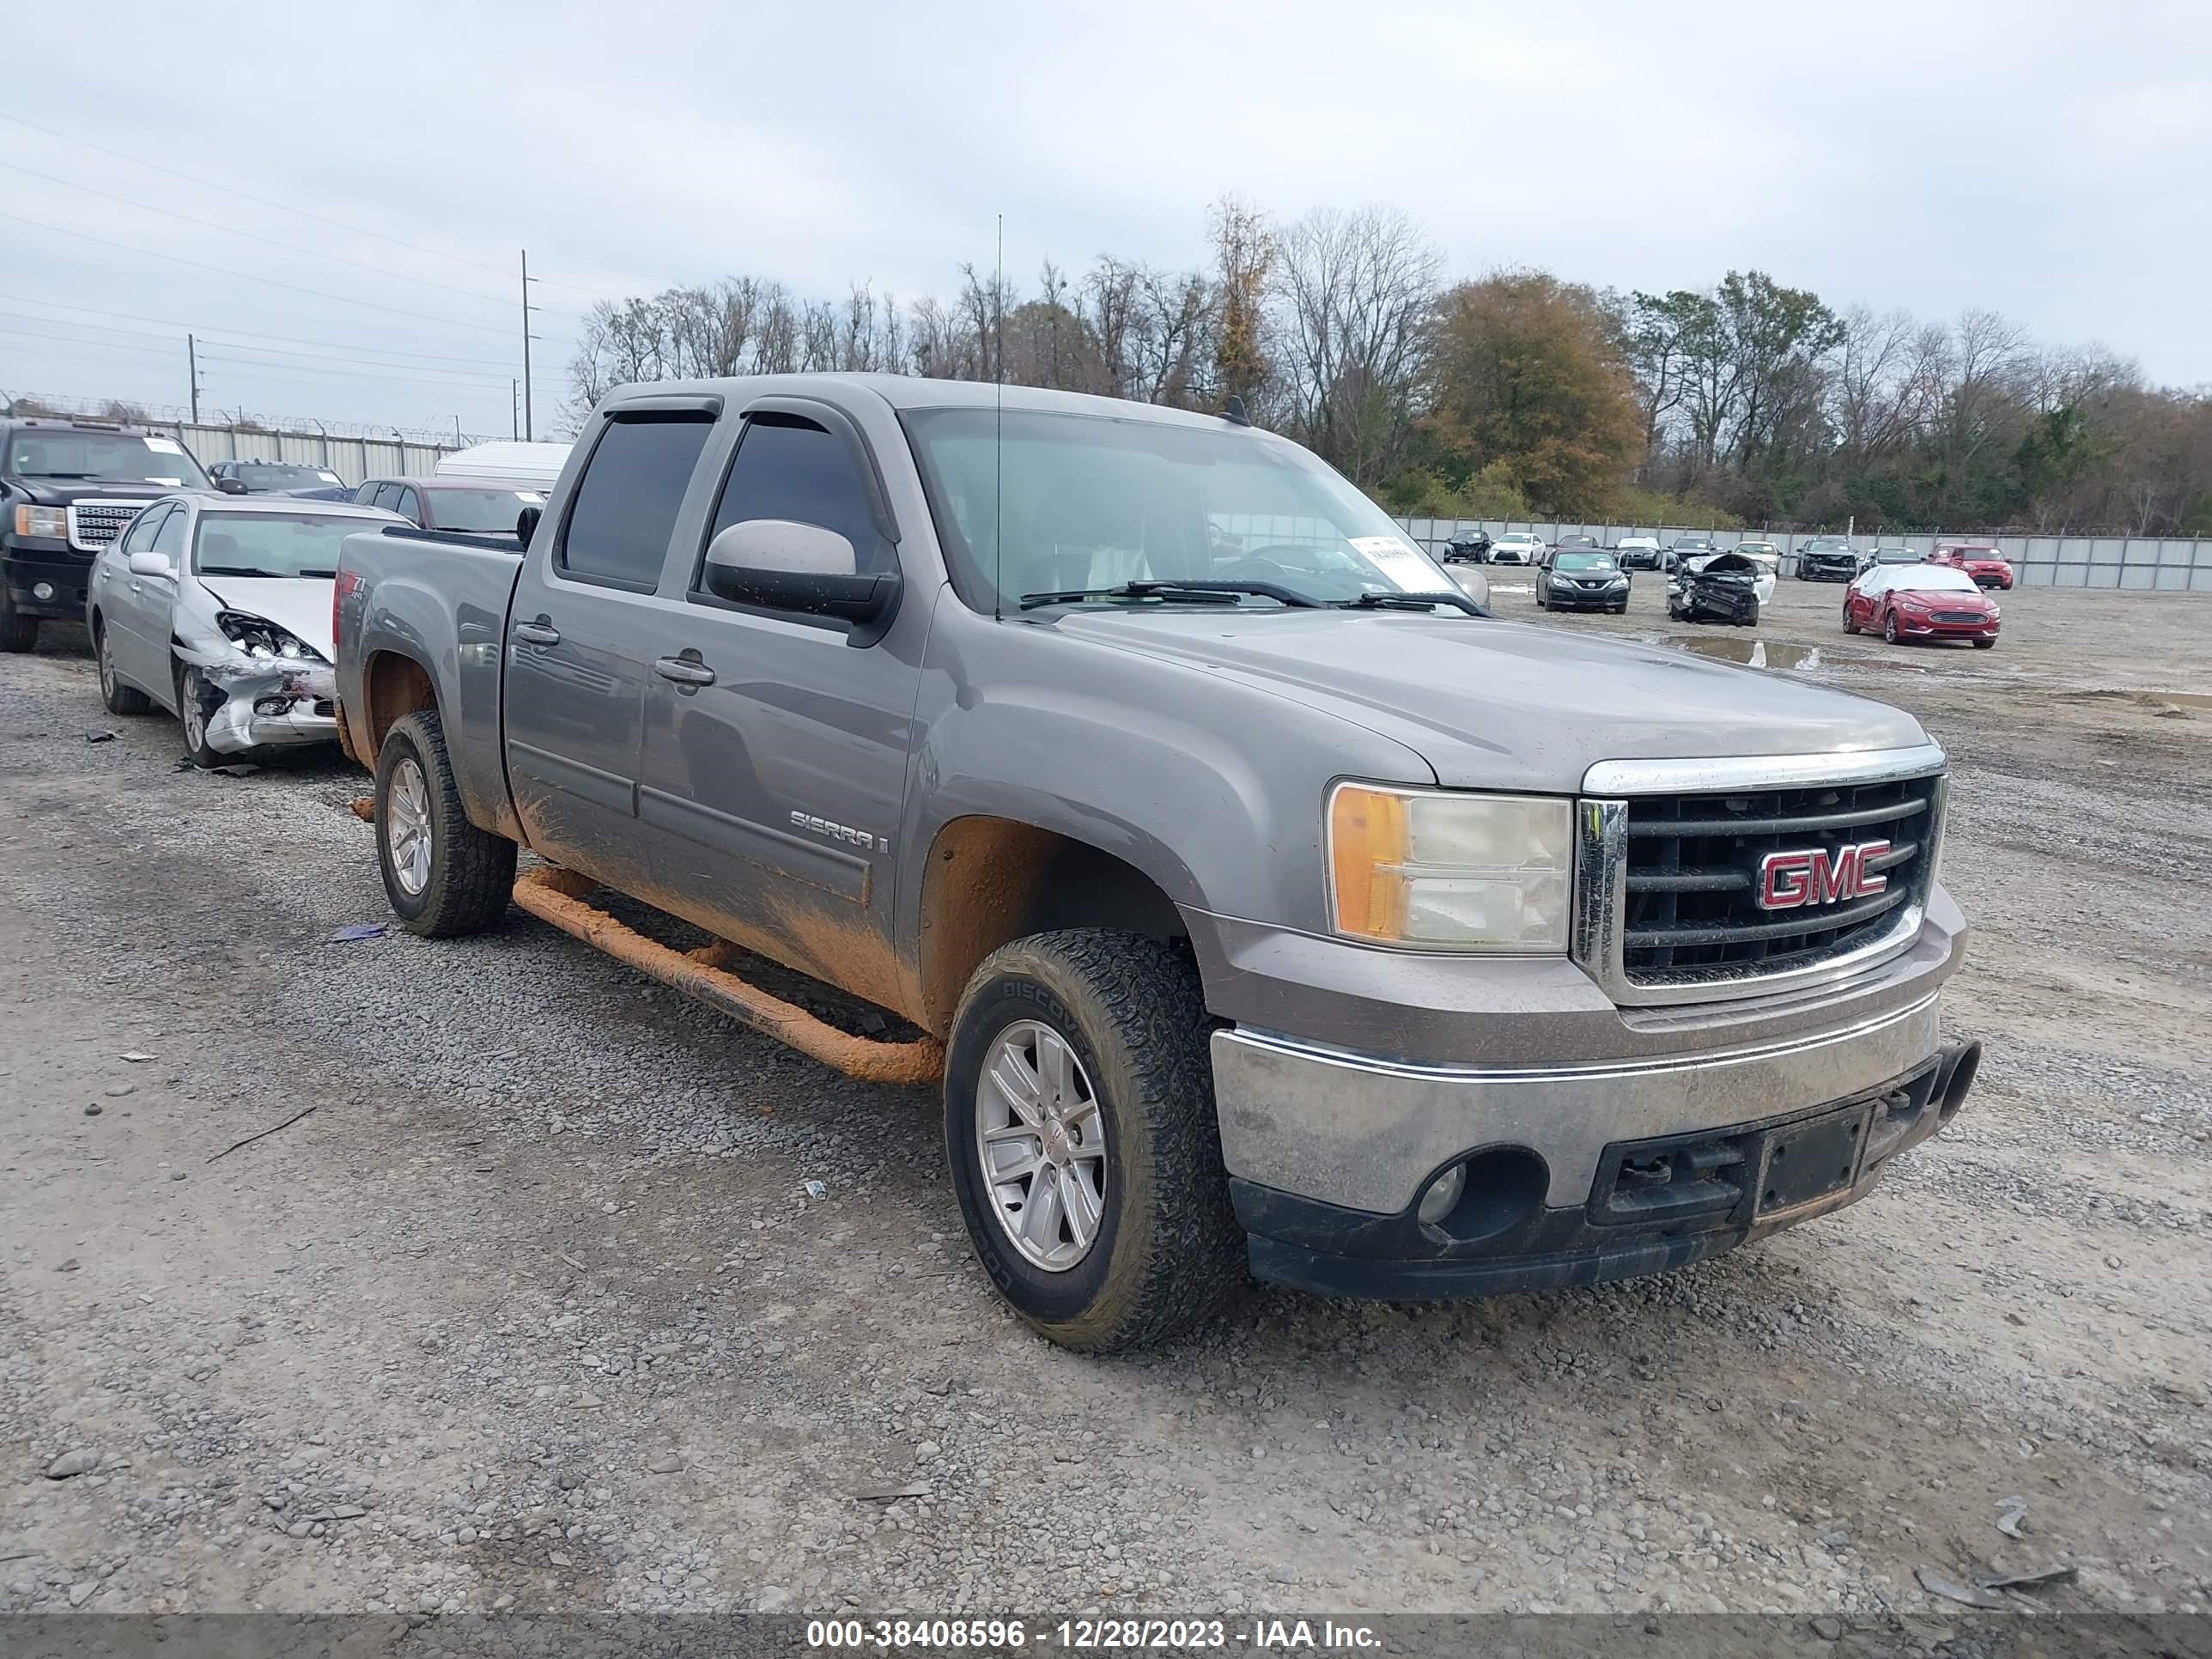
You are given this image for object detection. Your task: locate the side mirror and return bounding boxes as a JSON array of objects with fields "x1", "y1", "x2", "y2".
[
  {"x1": 515, "y1": 504, "x2": 542, "y2": 546},
  {"x1": 701, "y1": 519, "x2": 900, "y2": 647},
  {"x1": 1446, "y1": 564, "x2": 1490, "y2": 608},
  {"x1": 128, "y1": 550, "x2": 173, "y2": 578},
  {"x1": 215, "y1": 477, "x2": 249, "y2": 495}
]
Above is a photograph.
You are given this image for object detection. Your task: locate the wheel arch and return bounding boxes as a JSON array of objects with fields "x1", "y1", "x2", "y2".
[
  {"x1": 356, "y1": 648, "x2": 438, "y2": 762},
  {"x1": 915, "y1": 815, "x2": 1193, "y2": 1037}
]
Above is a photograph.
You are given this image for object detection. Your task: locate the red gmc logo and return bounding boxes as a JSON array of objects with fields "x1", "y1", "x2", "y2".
[{"x1": 1757, "y1": 841, "x2": 1891, "y2": 910}]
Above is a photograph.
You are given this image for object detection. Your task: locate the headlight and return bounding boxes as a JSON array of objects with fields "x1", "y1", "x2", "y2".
[
  {"x1": 13, "y1": 505, "x2": 67, "y2": 539},
  {"x1": 216, "y1": 610, "x2": 323, "y2": 662},
  {"x1": 1327, "y1": 784, "x2": 1572, "y2": 951}
]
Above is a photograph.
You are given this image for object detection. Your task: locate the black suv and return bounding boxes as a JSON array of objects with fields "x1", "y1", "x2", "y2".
[{"x1": 0, "y1": 417, "x2": 225, "y2": 652}]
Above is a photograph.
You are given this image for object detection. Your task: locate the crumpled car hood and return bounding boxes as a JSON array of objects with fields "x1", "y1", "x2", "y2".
[
  {"x1": 1054, "y1": 609, "x2": 1931, "y2": 793},
  {"x1": 193, "y1": 575, "x2": 336, "y2": 659}
]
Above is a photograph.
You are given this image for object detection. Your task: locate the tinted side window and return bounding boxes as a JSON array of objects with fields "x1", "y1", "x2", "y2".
[
  {"x1": 394, "y1": 487, "x2": 421, "y2": 524},
  {"x1": 700, "y1": 415, "x2": 895, "y2": 584},
  {"x1": 353, "y1": 481, "x2": 380, "y2": 506},
  {"x1": 150, "y1": 506, "x2": 188, "y2": 557},
  {"x1": 118, "y1": 503, "x2": 166, "y2": 553},
  {"x1": 560, "y1": 415, "x2": 714, "y2": 589}
]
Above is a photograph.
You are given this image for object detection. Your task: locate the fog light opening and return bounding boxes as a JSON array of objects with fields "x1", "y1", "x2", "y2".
[
  {"x1": 1415, "y1": 1163, "x2": 1466, "y2": 1226},
  {"x1": 31, "y1": 580, "x2": 56, "y2": 602},
  {"x1": 1420, "y1": 1146, "x2": 1550, "y2": 1243}
]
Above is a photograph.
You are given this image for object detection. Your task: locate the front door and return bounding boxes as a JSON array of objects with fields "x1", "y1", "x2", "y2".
[
  {"x1": 504, "y1": 410, "x2": 717, "y2": 887},
  {"x1": 635, "y1": 409, "x2": 922, "y2": 1015}
]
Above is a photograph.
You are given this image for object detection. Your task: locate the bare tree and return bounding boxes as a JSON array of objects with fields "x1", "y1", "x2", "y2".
[{"x1": 1272, "y1": 205, "x2": 1442, "y2": 485}]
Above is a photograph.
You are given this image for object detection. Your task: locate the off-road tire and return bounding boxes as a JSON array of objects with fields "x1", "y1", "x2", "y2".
[
  {"x1": 374, "y1": 708, "x2": 516, "y2": 937},
  {"x1": 945, "y1": 930, "x2": 1243, "y2": 1353},
  {"x1": 0, "y1": 592, "x2": 37, "y2": 653},
  {"x1": 94, "y1": 622, "x2": 153, "y2": 714}
]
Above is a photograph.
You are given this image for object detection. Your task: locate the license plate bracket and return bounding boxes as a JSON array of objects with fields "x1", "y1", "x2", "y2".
[{"x1": 1756, "y1": 1105, "x2": 1869, "y2": 1214}]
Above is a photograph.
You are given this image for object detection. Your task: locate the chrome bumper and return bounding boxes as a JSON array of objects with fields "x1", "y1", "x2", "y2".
[{"x1": 1210, "y1": 990, "x2": 1947, "y2": 1214}]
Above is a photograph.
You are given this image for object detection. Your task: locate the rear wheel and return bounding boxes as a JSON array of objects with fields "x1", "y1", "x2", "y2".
[
  {"x1": 374, "y1": 708, "x2": 516, "y2": 936},
  {"x1": 945, "y1": 930, "x2": 1243, "y2": 1352},
  {"x1": 95, "y1": 623, "x2": 153, "y2": 715}
]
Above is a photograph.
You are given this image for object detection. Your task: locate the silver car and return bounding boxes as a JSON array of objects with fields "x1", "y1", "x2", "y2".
[{"x1": 86, "y1": 492, "x2": 400, "y2": 763}]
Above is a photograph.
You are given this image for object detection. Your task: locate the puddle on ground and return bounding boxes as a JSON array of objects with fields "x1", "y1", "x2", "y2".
[{"x1": 1656, "y1": 635, "x2": 1923, "y2": 673}]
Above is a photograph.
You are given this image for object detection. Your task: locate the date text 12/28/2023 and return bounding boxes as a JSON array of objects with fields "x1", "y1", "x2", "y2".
[{"x1": 804, "y1": 1619, "x2": 1382, "y2": 1650}]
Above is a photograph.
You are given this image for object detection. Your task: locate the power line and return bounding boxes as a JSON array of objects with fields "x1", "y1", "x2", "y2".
[
  {"x1": 0, "y1": 313, "x2": 527, "y2": 387},
  {"x1": 0, "y1": 210, "x2": 522, "y2": 337},
  {"x1": 0, "y1": 293, "x2": 529, "y2": 368},
  {"x1": 198, "y1": 351, "x2": 513, "y2": 391},
  {"x1": 0, "y1": 110, "x2": 611, "y2": 300},
  {"x1": 0, "y1": 158, "x2": 577, "y2": 316}
]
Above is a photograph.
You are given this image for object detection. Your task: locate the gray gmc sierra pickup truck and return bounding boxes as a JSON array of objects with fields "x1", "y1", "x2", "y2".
[{"x1": 334, "y1": 374, "x2": 1979, "y2": 1352}]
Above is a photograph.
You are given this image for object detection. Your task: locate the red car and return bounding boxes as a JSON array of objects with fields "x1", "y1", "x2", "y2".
[
  {"x1": 1928, "y1": 539, "x2": 2014, "y2": 589},
  {"x1": 1844, "y1": 563, "x2": 2000, "y2": 648}
]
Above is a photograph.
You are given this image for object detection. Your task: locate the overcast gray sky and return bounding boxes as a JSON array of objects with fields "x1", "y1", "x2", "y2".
[{"x1": 3, "y1": 1, "x2": 2207, "y2": 437}]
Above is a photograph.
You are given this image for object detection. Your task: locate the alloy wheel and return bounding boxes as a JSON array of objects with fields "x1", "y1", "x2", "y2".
[{"x1": 975, "y1": 1019, "x2": 1108, "y2": 1273}]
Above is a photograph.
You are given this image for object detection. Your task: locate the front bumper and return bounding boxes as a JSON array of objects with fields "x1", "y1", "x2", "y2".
[
  {"x1": 1545, "y1": 587, "x2": 1629, "y2": 609},
  {"x1": 2, "y1": 544, "x2": 93, "y2": 618},
  {"x1": 1214, "y1": 1004, "x2": 1978, "y2": 1300},
  {"x1": 1798, "y1": 559, "x2": 1856, "y2": 581},
  {"x1": 191, "y1": 659, "x2": 341, "y2": 753},
  {"x1": 1894, "y1": 615, "x2": 1998, "y2": 641}
]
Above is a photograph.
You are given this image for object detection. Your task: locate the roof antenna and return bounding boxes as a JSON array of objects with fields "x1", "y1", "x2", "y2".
[
  {"x1": 1221, "y1": 393, "x2": 1249, "y2": 427},
  {"x1": 993, "y1": 212, "x2": 1004, "y2": 623}
]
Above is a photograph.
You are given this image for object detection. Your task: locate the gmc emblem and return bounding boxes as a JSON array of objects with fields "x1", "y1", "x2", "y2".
[{"x1": 1757, "y1": 840, "x2": 1891, "y2": 910}]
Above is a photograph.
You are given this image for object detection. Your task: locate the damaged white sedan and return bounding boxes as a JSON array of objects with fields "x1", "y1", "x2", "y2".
[{"x1": 85, "y1": 493, "x2": 403, "y2": 764}]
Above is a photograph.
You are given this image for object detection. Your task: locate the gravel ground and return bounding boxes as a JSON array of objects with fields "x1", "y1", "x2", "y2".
[{"x1": 2, "y1": 578, "x2": 2208, "y2": 1622}]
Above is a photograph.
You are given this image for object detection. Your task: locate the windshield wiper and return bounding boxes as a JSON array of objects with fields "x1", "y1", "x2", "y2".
[
  {"x1": 198, "y1": 564, "x2": 286, "y2": 578},
  {"x1": 1338, "y1": 590, "x2": 1489, "y2": 617},
  {"x1": 1018, "y1": 579, "x2": 1321, "y2": 611}
]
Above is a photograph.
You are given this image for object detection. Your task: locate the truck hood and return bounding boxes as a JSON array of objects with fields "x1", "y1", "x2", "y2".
[
  {"x1": 196, "y1": 575, "x2": 337, "y2": 659},
  {"x1": 9, "y1": 479, "x2": 181, "y2": 508},
  {"x1": 1054, "y1": 609, "x2": 1931, "y2": 793}
]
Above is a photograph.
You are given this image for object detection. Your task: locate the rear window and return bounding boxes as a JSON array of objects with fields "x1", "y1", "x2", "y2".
[
  {"x1": 557, "y1": 416, "x2": 714, "y2": 588},
  {"x1": 429, "y1": 485, "x2": 541, "y2": 534}
]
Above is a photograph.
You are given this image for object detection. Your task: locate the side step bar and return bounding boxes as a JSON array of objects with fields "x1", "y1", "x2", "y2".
[{"x1": 509, "y1": 866, "x2": 945, "y2": 1086}]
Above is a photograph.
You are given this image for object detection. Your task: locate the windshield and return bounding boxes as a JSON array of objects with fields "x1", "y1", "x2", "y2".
[
  {"x1": 1554, "y1": 552, "x2": 1619, "y2": 572},
  {"x1": 1893, "y1": 567, "x2": 1981, "y2": 594},
  {"x1": 1673, "y1": 537, "x2": 1714, "y2": 550},
  {"x1": 904, "y1": 407, "x2": 1455, "y2": 610},
  {"x1": 192, "y1": 512, "x2": 358, "y2": 579},
  {"x1": 234, "y1": 464, "x2": 342, "y2": 489},
  {"x1": 9, "y1": 430, "x2": 210, "y2": 488},
  {"x1": 1735, "y1": 542, "x2": 1778, "y2": 555},
  {"x1": 1498, "y1": 533, "x2": 1540, "y2": 545},
  {"x1": 429, "y1": 485, "x2": 542, "y2": 533},
  {"x1": 1805, "y1": 538, "x2": 1848, "y2": 550},
  {"x1": 1876, "y1": 549, "x2": 1919, "y2": 562}
]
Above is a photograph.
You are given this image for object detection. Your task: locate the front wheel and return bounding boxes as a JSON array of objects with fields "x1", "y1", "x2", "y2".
[
  {"x1": 374, "y1": 708, "x2": 517, "y2": 936},
  {"x1": 1972, "y1": 637, "x2": 1996, "y2": 649},
  {"x1": 945, "y1": 930, "x2": 1243, "y2": 1353},
  {"x1": 175, "y1": 664, "x2": 225, "y2": 767},
  {"x1": 0, "y1": 591, "x2": 38, "y2": 653},
  {"x1": 1883, "y1": 611, "x2": 1900, "y2": 645}
]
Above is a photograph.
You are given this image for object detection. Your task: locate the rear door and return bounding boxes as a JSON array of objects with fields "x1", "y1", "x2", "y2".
[
  {"x1": 632, "y1": 400, "x2": 921, "y2": 1013},
  {"x1": 103, "y1": 501, "x2": 173, "y2": 697},
  {"x1": 504, "y1": 405, "x2": 717, "y2": 887}
]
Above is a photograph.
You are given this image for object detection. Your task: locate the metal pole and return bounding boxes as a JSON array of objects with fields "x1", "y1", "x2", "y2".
[
  {"x1": 511, "y1": 379, "x2": 519, "y2": 441},
  {"x1": 453, "y1": 415, "x2": 463, "y2": 447},
  {"x1": 187, "y1": 334, "x2": 199, "y2": 424},
  {"x1": 520, "y1": 249, "x2": 533, "y2": 442}
]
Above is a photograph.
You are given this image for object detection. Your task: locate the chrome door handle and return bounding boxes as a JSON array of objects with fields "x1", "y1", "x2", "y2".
[
  {"x1": 512, "y1": 621, "x2": 561, "y2": 646},
  {"x1": 653, "y1": 656, "x2": 716, "y2": 687}
]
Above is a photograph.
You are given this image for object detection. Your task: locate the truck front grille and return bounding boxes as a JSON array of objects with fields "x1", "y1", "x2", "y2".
[
  {"x1": 1619, "y1": 776, "x2": 1936, "y2": 978},
  {"x1": 67, "y1": 501, "x2": 146, "y2": 553},
  {"x1": 1571, "y1": 748, "x2": 1948, "y2": 1006}
]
